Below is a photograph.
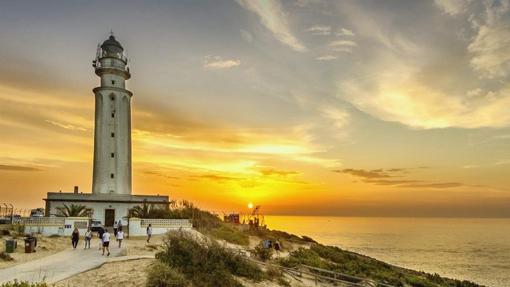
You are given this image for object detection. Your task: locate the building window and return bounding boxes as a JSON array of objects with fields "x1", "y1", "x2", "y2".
[
  {"x1": 111, "y1": 153, "x2": 114, "y2": 158},
  {"x1": 110, "y1": 173, "x2": 114, "y2": 179},
  {"x1": 111, "y1": 112, "x2": 115, "y2": 118},
  {"x1": 111, "y1": 132, "x2": 115, "y2": 137},
  {"x1": 111, "y1": 80, "x2": 115, "y2": 85},
  {"x1": 110, "y1": 95, "x2": 114, "y2": 101}
]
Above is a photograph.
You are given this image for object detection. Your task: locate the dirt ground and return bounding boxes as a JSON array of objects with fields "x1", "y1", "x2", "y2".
[{"x1": 0, "y1": 235, "x2": 70, "y2": 269}]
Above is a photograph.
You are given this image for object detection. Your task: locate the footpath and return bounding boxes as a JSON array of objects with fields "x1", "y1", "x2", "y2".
[{"x1": 0, "y1": 239, "x2": 125, "y2": 284}]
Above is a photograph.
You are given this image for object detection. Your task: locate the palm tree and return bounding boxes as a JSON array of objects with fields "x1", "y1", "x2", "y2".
[
  {"x1": 56, "y1": 204, "x2": 88, "y2": 217},
  {"x1": 128, "y1": 201, "x2": 152, "y2": 218}
]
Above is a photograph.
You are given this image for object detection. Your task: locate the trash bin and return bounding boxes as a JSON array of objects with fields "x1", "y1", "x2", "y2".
[
  {"x1": 5, "y1": 239, "x2": 16, "y2": 253},
  {"x1": 24, "y1": 237, "x2": 36, "y2": 253}
]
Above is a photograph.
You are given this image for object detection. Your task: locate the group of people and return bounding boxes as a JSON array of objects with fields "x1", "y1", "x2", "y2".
[
  {"x1": 262, "y1": 239, "x2": 281, "y2": 252},
  {"x1": 70, "y1": 220, "x2": 125, "y2": 257}
]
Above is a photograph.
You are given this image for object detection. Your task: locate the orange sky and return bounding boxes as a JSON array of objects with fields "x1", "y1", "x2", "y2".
[{"x1": 0, "y1": 1, "x2": 509, "y2": 217}]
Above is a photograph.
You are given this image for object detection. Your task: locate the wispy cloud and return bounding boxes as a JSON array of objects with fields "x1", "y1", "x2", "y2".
[
  {"x1": 45, "y1": 120, "x2": 86, "y2": 131},
  {"x1": 468, "y1": 18, "x2": 510, "y2": 78},
  {"x1": 328, "y1": 40, "x2": 357, "y2": 52},
  {"x1": 316, "y1": 55, "x2": 337, "y2": 61},
  {"x1": 335, "y1": 167, "x2": 464, "y2": 189},
  {"x1": 320, "y1": 106, "x2": 350, "y2": 129},
  {"x1": 257, "y1": 166, "x2": 298, "y2": 177},
  {"x1": 240, "y1": 29, "x2": 254, "y2": 43},
  {"x1": 305, "y1": 25, "x2": 332, "y2": 36},
  {"x1": 203, "y1": 56, "x2": 241, "y2": 70},
  {"x1": 237, "y1": 0, "x2": 307, "y2": 52},
  {"x1": 336, "y1": 28, "x2": 355, "y2": 37},
  {"x1": 434, "y1": 0, "x2": 467, "y2": 16},
  {"x1": 0, "y1": 164, "x2": 42, "y2": 172},
  {"x1": 334, "y1": 168, "x2": 392, "y2": 179}
]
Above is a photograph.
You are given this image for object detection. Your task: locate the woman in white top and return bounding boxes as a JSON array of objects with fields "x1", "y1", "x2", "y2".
[
  {"x1": 102, "y1": 229, "x2": 111, "y2": 256},
  {"x1": 84, "y1": 227, "x2": 92, "y2": 249},
  {"x1": 116, "y1": 228, "x2": 124, "y2": 248}
]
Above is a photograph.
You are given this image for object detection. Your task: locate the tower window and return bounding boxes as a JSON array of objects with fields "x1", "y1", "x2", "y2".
[
  {"x1": 111, "y1": 132, "x2": 115, "y2": 137},
  {"x1": 110, "y1": 95, "x2": 115, "y2": 101},
  {"x1": 111, "y1": 80, "x2": 115, "y2": 85},
  {"x1": 110, "y1": 173, "x2": 114, "y2": 179},
  {"x1": 111, "y1": 153, "x2": 114, "y2": 158},
  {"x1": 111, "y1": 112, "x2": 115, "y2": 118}
]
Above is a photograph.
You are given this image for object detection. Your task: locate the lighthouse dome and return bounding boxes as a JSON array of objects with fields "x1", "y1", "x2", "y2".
[{"x1": 101, "y1": 35, "x2": 124, "y2": 53}]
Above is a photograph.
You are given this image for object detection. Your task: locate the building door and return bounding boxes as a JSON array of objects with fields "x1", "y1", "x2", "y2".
[{"x1": 104, "y1": 209, "x2": 115, "y2": 227}]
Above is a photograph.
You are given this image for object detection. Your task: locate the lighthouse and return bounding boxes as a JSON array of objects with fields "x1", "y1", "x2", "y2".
[
  {"x1": 44, "y1": 34, "x2": 169, "y2": 227},
  {"x1": 92, "y1": 34, "x2": 132, "y2": 195}
]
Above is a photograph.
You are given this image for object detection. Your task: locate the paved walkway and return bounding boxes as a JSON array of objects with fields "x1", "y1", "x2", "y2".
[{"x1": 0, "y1": 239, "x2": 126, "y2": 284}]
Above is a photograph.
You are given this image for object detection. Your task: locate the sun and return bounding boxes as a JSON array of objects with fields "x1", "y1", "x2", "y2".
[{"x1": 248, "y1": 202, "x2": 254, "y2": 209}]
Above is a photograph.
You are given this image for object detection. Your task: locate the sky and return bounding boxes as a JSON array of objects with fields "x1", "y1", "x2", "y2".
[{"x1": 0, "y1": 0, "x2": 509, "y2": 217}]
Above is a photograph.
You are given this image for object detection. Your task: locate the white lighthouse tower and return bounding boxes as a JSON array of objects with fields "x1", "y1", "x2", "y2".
[
  {"x1": 44, "y1": 34, "x2": 169, "y2": 227},
  {"x1": 92, "y1": 34, "x2": 132, "y2": 195}
]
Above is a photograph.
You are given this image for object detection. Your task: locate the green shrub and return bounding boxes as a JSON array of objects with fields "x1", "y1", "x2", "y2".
[
  {"x1": 300, "y1": 235, "x2": 316, "y2": 243},
  {"x1": 146, "y1": 261, "x2": 191, "y2": 287},
  {"x1": 252, "y1": 242, "x2": 273, "y2": 261},
  {"x1": 0, "y1": 252, "x2": 14, "y2": 262},
  {"x1": 0, "y1": 281, "x2": 48, "y2": 287},
  {"x1": 156, "y1": 232, "x2": 264, "y2": 287},
  {"x1": 210, "y1": 225, "x2": 249, "y2": 246}
]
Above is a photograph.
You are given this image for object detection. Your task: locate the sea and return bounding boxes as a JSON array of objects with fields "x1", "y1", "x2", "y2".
[{"x1": 263, "y1": 216, "x2": 510, "y2": 287}]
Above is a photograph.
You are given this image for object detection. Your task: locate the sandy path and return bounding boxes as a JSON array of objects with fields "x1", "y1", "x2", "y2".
[{"x1": 55, "y1": 258, "x2": 155, "y2": 287}]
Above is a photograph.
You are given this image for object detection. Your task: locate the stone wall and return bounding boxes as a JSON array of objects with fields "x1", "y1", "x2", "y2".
[
  {"x1": 22, "y1": 217, "x2": 89, "y2": 236},
  {"x1": 128, "y1": 218, "x2": 192, "y2": 236}
]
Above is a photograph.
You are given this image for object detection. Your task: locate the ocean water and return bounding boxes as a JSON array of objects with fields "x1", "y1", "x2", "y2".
[{"x1": 263, "y1": 216, "x2": 510, "y2": 287}]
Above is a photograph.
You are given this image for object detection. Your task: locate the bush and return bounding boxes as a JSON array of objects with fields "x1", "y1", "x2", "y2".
[
  {"x1": 252, "y1": 242, "x2": 273, "y2": 261},
  {"x1": 0, "y1": 252, "x2": 14, "y2": 262},
  {"x1": 0, "y1": 281, "x2": 48, "y2": 287},
  {"x1": 156, "y1": 232, "x2": 264, "y2": 287},
  {"x1": 146, "y1": 261, "x2": 191, "y2": 287},
  {"x1": 264, "y1": 266, "x2": 290, "y2": 287},
  {"x1": 210, "y1": 225, "x2": 249, "y2": 246}
]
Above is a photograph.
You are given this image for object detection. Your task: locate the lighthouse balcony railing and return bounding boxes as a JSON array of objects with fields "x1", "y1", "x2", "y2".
[{"x1": 93, "y1": 59, "x2": 129, "y2": 71}]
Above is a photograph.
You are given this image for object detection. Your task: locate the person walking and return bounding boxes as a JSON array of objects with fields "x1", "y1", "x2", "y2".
[
  {"x1": 146, "y1": 223, "x2": 152, "y2": 243},
  {"x1": 98, "y1": 227, "x2": 105, "y2": 250},
  {"x1": 113, "y1": 221, "x2": 118, "y2": 238},
  {"x1": 102, "y1": 228, "x2": 111, "y2": 256},
  {"x1": 274, "y1": 239, "x2": 281, "y2": 257},
  {"x1": 116, "y1": 228, "x2": 124, "y2": 248},
  {"x1": 71, "y1": 227, "x2": 79, "y2": 249},
  {"x1": 84, "y1": 227, "x2": 92, "y2": 249}
]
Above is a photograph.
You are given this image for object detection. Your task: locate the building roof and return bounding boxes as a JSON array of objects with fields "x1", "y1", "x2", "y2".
[{"x1": 44, "y1": 192, "x2": 169, "y2": 204}]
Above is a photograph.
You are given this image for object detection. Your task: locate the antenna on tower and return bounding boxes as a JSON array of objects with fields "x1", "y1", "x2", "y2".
[{"x1": 110, "y1": 29, "x2": 114, "y2": 37}]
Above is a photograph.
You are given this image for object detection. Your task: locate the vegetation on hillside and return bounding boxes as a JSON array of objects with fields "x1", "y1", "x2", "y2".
[
  {"x1": 137, "y1": 203, "x2": 482, "y2": 287},
  {"x1": 280, "y1": 244, "x2": 482, "y2": 287},
  {"x1": 152, "y1": 232, "x2": 264, "y2": 287},
  {"x1": 129, "y1": 201, "x2": 249, "y2": 245}
]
